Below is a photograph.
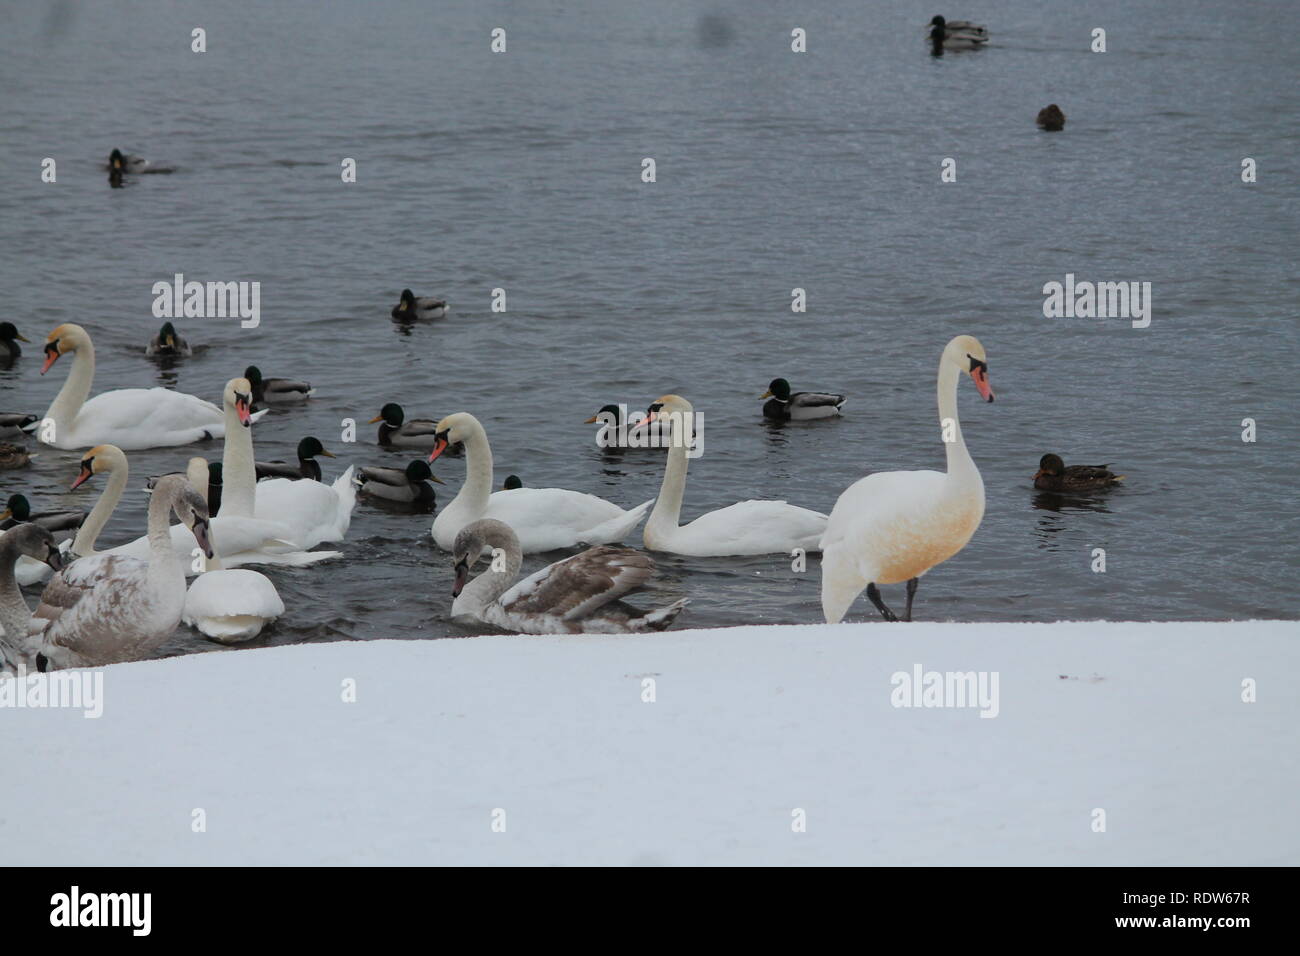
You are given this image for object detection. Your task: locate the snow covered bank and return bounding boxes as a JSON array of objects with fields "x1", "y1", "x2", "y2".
[{"x1": 1, "y1": 620, "x2": 1296, "y2": 866}]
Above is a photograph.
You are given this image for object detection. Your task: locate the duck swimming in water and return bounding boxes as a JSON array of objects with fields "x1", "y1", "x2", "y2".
[
  {"x1": 1033, "y1": 454, "x2": 1123, "y2": 493},
  {"x1": 0, "y1": 414, "x2": 38, "y2": 440},
  {"x1": 928, "y1": 15, "x2": 988, "y2": 53},
  {"x1": 145, "y1": 321, "x2": 191, "y2": 357},
  {"x1": 1037, "y1": 104, "x2": 1066, "y2": 131},
  {"x1": 370, "y1": 402, "x2": 442, "y2": 448},
  {"x1": 255, "y1": 436, "x2": 335, "y2": 482},
  {"x1": 245, "y1": 365, "x2": 313, "y2": 405},
  {"x1": 355, "y1": 460, "x2": 444, "y2": 507},
  {"x1": 391, "y1": 289, "x2": 447, "y2": 321},
  {"x1": 761, "y1": 378, "x2": 846, "y2": 421},
  {"x1": 0, "y1": 322, "x2": 29, "y2": 363}
]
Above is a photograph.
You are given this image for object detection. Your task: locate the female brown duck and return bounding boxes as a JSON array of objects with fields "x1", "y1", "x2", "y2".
[{"x1": 1033, "y1": 454, "x2": 1123, "y2": 492}]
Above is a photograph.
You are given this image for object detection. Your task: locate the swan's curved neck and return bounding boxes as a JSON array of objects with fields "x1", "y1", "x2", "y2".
[
  {"x1": 459, "y1": 536, "x2": 523, "y2": 614},
  {"x1": 647, "y1": 416, "x2": 690, "y2": 532},
  {"x1": 938, "y1": 360, "x2": 976, "y2": 478},
  {"x1": 221, "y1": 404, "x2": 257, "y2": 518},
  {"x1": 72, "y1": 458, "x2": 129, "y2": 556},
  {"x1": 0, "y1": 542, "x2": 33, "y2": 664},
  {"x1": 46, "y1": 343, "x2": 95, "y2": 431},
  {"x1": 450, "y1": 426, "x2": 494, "y2": 518}
]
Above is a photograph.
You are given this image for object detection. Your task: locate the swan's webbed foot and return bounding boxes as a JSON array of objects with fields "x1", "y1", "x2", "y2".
[
  {"x1": 866, "y1": 583, "x2": 898, "y2": 622},
  {"x1": 903, "y1": 577, "x2": 919, "y2": 622}
]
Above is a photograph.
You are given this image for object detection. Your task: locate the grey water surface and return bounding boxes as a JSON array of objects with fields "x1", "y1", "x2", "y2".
[{"x1": 0, "y1": 0, "x2": 1296, "y2": 659}]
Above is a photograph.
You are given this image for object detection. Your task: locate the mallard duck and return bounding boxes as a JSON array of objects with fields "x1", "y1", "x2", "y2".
[
  {"x1": 391, "y1": 289, "x2": 447, "y2": 321},
  {"x1": 928, "y1": 15, "x2": 988, "y2": 51},
  {"x1": 370, "y1": 402, "x2": 441, "y2": 448},
  {"x1": 761, "y1": 378, "x2": 846, "y2": 421},
  {"x1": 0, "y1": 322, "x2": 29, "y2": 362},
  {"x1": 502, "y1": 475, "x2": 523, "y2": 490},
  {"x1": 255, "y1": 436, "x2": 335, "y2": 482},
  {"x1": 145, "y1": 321, "x2": 192, "y2": 357},
  {"x1": 0, "y1": 493, "x2": 87, "y2": 543},
  {"x1": 355, "y1": 460, "x2": 444, "y2": 506},
  {"x1": 106, "y1": 148, "x2": 149, "y2": 174},
  {"x1": 0, "y1": 414, "x2": 38, "y2": 440},
  {"x1": 585, "y1": 404, "x2": 676, "y2": 448},
  {"x1": 245, "y1": 365, "x2": 313, "y2": 404},
  {"x1": 1036, "y1": 104, "x2": 1066, "y2": 131},
  {"x1": 0, "y1": 443, "x2": 31, "y2": 469},
  {"x1": 1032, "y1": 454, "x2": 1123, "y2": 493}
]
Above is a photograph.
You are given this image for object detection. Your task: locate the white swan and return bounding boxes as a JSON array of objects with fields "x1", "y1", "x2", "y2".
[
  {"x1": 450, "y1": 519, "x2": 689, "y2": 634},
  {"x1": 219, "y1": 377, "x2": 356, "y2": 549},
  {"x1": 640, "y1": 394, "x2": 828, "y2": 556},
  {"x1": 428, "y1": 412, "x2": 653, "y2": 553},
  {"x1": 0, "y1": 525, "x2": 63, "y2": 672},
  {"x1": 28, "y1": 475, "x2": 211, "y2": 669},
  {"x1": 820, "y1": 334, "x2": 994, "y2": 624},
  {"x1": 38, "y1": 324, "x2": 261, "y2": 450}
]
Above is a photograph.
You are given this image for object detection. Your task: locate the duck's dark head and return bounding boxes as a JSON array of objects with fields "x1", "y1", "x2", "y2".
[
  {"x1": 406, "y1": 460, "x2": 441, "y2": 484},
  {"x1": 243, "y1": 365, "x2": 264, "y2": 388},
  {"x1": 1034, "y1": 454, "x2": 1065, "y2": 480},
  {"x1": 0, "y1": 322, "x2": 27, "y2": 344},
  {"x1": 931, "y1": 16, "x2": 946, "y2": 27},
  {"x1": 369, "y1": 402, "x2": 404, "y2": 428},
  {"x1": 584, "y1": 403, "x2": 622, "y2": 425},
  {"x1": 298, "y1": 436, "x2": 334, "y2": 461},
  {"x1": 109, "y1": 148, "x2": 125, "y2": 170},
  {"x1": 395, "y1": 289, "x2": 416, "y2": 313},
  {"x1": 761, "y1": 378, "x2": 792, "y2": 402},
  {"x1": 158, "y1": 321, "x2": 179, "y2": 349},
  {"x1": 502, "y1": 474, "x2": 522, "y2": 490},
  {"x1": 0, "y1": 493, "x2": 30, "y2": 522}
]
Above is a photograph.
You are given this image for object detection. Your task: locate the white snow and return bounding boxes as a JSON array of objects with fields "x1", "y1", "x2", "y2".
[{"x1": 1, "y1": 620, "x2": 1296, "y2": 866}]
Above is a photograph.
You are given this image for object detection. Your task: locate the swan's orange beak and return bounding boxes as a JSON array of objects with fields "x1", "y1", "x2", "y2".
[
  {"x1": 235, "y1": 395, "x2": 252, "y2": 426},
  {"x1": 971, "y1": 365, "x2": 994, "y2": 402},
  {"x1": 70, "y1": 461, "x2": 94, "y2": 490},
  {"x1": 428, "y1": 436, "x2": 449, "y2": 463},
  {"x1": 41, "y1": 344, "x2": 61, "y2": 375}
]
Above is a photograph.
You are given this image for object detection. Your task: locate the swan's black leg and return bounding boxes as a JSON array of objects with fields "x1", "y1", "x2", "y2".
[
  {"x1": 866, "y1": 583, "x2": 898, "y2": 622},
  {"x1": 903, "y1": 577, "x2": 919, "y2": 622}
]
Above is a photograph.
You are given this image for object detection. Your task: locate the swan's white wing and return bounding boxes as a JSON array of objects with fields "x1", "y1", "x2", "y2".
[
  {"x1": 54, "y1": 388, "x2": 224, "y2": 450},
  {"x1": 499, "y1": 546, "x2": 656, "y2": 620},
  {"x1": 663, "y1": 500, "x2": 828, "y2": 556},
  {"x1": 253, "y1": 467, "x2": 356, "y2": 548},
  {"x1": 482, "y1": 489, "x2": 650, "y2": 552}
]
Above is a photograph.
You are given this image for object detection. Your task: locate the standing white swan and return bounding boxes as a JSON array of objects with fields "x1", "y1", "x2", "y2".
[
  {"x1": 38, "y1": 324, "x2": 255, "y2": 450},
  {"x1": 428, "y1": 412, "x2": 652, "y2": 553},
  {"x1": 450, "y1": 519, "x2": 689, "y2": 633},
  {"x1": 28, "y1": 475, "x2": 212, "y2": 670},
  {"x1": 640, "y1": 394, "x2": 828, "y2": 556},
  {"x1": 219, "y1": 377, "x2": 356, "y2": 549},
  {"x1": 820, "y1": 335, "x2": 995, "y2": 624}
]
